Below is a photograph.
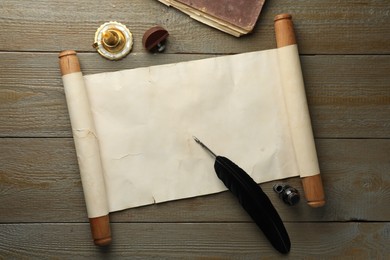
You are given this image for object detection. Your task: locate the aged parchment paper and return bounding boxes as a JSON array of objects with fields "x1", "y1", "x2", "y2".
[{"x1": 62, "y1": 45, "x2": 319, "y2": 217}]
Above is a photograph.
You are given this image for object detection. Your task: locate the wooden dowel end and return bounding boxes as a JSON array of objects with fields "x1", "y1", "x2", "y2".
[
  {"x1": 301, "y1": 174, "x2": 326, "y2": 207},
  {"x1": 274, "y1": 13, "x2": 296, "y2": 48},
  {"x1": 59, "y1": 50, "x2": 81, "y2": 76},
  {"x1": 89, "y1": 215, "x2": 112, "y2": 246}
]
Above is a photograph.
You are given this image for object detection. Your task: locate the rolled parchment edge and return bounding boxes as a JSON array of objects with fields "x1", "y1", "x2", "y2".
[
  {"x1": 274, "y1": 14, "x2": 325, "y2": 207},
  {"x1": 59, "y1": 50, "x2": 112, "y2": 246}
]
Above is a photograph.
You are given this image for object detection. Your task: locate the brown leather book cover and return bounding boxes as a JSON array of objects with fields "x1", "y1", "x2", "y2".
[
  {"x1": 177, "y1": 0, "x2": 265, "y2": 31},
  {"x1": 158, "y1": 0, "x2": 266, "y2": 36}
]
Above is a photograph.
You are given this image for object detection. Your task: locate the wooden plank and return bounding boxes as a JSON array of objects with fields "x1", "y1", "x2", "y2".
[
  {"x1": 0, "y1": 1, "x2": 388, "y2": 54},
  {"x1": 0, "y1": 53, "x2": 389, "y2": 138},
  {"x1": 1, "y1": 138, "x2": 389, "y2": 223},
  {"x1": 0, "y1": 223, "x2": 388, "y2": 258},
  {"x1": 305, "y1": 55, "x2": 390, "y2": 138}
]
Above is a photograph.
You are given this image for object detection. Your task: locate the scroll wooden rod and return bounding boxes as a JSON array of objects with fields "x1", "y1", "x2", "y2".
[
  {"x1": 59, "y1": 50, "x2": 112, "y2": 246},
  {"x1": 274, "y1": 14, "x2": 326, "y2": 207}
]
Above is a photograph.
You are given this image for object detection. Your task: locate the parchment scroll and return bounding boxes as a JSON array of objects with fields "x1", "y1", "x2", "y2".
[{"x1": 61, "y1": 44, "x2": 319, "y2": 218}]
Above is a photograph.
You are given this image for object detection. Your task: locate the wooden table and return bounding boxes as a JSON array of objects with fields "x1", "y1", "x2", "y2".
[{"x1": 1, "y1": 1, "x2": 389, "y2": 258}]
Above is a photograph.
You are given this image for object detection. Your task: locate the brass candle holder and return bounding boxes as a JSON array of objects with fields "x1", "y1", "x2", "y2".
[{"x1": 93, "y1": 21, "x2": 133, "y2": 60}]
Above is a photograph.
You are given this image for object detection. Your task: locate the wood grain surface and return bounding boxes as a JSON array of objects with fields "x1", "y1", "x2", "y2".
[
  {"x1": 0, "y1": 223, "x2": 388, "y2": 259},
  {"x1": 0, "y1": 0, "x2": 389, "y2": 258}
]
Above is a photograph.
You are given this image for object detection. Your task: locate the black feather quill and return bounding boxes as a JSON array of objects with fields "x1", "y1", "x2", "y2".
[{"x1": 194, "y1": 137, "x2": 291, "y2": 254}]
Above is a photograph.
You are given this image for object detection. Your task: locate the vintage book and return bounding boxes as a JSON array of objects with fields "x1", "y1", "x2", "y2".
[{"x1": 157, "y1": 0, "x2": 266, "y2": 37}]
